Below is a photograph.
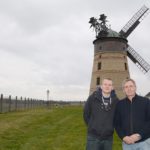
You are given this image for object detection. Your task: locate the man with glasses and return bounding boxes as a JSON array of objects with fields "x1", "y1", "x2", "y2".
[{"x1": 114, "y1": 78, "x2": 150, "y2": 150}]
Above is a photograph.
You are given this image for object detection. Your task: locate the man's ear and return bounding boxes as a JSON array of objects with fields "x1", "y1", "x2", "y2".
[
  {"x1": 100, "y1": 85, "x2": 102, "y2": 89},
  {"x1": 123, "y1": 89, "x2": 126, "y2": 94}
]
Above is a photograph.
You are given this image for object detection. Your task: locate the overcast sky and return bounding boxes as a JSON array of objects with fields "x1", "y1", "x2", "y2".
[{"x1": 0, "y1": 0, "x2": 150, "y2": 101}]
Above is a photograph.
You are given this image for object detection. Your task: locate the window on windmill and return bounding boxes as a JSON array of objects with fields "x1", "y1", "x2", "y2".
[
  {"x1": 123, "y1": 47, "x2": 126, "y2": 50},
  {"x1": 97, "y1": 62, "x2": 101, "y2": 70},
  {"x1": 125, "y1": 63, "x2": 127, "y2": 70},
  {"x1": 99, "y1": 46, "x2": 102, "y2": 50},
  {"x1": 96, "y1": 77, "x2": 100, "y2": 85}
]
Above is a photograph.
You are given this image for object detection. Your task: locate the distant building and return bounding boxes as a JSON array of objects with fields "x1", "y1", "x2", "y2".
[{"x1": 145, "y1": 92, "x2": 150, "y2": 99}]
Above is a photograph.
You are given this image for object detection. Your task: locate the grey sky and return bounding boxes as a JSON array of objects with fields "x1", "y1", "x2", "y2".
[{"x1": 0, "y1": 0, "x2": 150, "y2": 101}]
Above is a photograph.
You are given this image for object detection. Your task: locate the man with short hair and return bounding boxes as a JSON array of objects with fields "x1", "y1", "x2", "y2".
[
  {"x1": 83, "y1": 78, "x2": 118, "y2": 150},
  {"x1": 114, "y1": 78, "x2": 150, "y2": 150}
]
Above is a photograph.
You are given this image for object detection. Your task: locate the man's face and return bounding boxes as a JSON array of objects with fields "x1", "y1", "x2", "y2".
[
  {"x1": 101, "y1": 79, "x2": 113, "y2": 94},
  {"x1": 123, "y1": 81, "x2": 136, "y2": 97}
]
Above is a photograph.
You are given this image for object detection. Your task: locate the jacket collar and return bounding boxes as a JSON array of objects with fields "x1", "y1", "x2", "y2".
[
  {"x1": 125, "y1": 94, "x2": 138, "y2": 102},
  {"x1": 94, "y1": 87, "x2": 116, "y2": 100}
]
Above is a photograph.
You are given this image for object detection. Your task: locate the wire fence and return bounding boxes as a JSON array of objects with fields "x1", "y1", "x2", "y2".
[
  {"x1": 0, "y1": 93, "x2": 85, "y2": 113},
  {"x1": 0, "y1": 94, "x2": 47, "y2": 113}
]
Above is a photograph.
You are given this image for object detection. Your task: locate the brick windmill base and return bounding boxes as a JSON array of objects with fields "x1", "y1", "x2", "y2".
[{"x1": 89, "y1": 37, "x2": 130, "y2": 99}]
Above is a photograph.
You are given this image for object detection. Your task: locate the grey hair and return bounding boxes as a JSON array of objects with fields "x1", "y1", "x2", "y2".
[{"x1": 122, "y1": 78, "x2": 136, "y2": 89}]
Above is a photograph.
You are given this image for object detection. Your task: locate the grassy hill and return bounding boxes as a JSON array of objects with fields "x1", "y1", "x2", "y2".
[{"x1": 0, "y1": 106, "x2": 121, "y2": 150}]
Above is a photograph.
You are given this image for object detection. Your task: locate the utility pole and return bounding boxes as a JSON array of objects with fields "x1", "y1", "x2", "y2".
[
  {"x1": 46, "y1": 89, "x2": 50, "y2": 108},
  {"x1": 47, "y1": 89, "x2": 50, "y2": 101}
]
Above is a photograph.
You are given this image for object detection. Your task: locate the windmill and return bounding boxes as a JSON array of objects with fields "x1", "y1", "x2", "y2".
[{"x1": 89, "y1": 5, "x2": 150, "y2": 98}]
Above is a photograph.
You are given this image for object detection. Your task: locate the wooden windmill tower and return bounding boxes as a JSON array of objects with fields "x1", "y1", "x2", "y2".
[{"x1": 89, "y1": 5, "x2": 150, "y2": 98}]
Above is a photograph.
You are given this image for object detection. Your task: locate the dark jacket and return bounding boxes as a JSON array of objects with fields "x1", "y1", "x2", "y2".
[
  {"x1": 114, "y1": 94, "x2": 150, "y2": 142},
  {"x1": 83, "y1": 88, "x2": 118, "y2": 140}
]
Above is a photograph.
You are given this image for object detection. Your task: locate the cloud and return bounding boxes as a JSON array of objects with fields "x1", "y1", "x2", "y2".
[{"x1": 0, "y1": 0, "x2": 150, "y2": 100}]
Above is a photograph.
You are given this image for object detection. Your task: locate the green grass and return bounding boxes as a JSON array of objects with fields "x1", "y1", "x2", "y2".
[{"x1": 0, "y1": 106, "x2": 122, "y2": 150}]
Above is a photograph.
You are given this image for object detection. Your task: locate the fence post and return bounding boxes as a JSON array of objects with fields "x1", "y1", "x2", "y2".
[
  {"x1": 27, "y1": 98, "x2": 30, "y2": 109},
  {"x1": 20, "y1": 96, "x2": 22, "y2": 110},
  {"x1": 31, "y1": 98, "x2": 32, "y2": 108},
  {"x1": 8, "y1": 95, "x2": 11, "y2": 112},
  {"x1": 33, "y1": 99, "x2": 35, "y2": 108},
  {"x1": 0, "y1": 94, "x2": 3, "y2": 113},
  {"x1": 24, "y1": 97, "x2": 26, "y2": 109},
  {"x1": 15, "y1": 96, "x2": 18, "y2": 111}
]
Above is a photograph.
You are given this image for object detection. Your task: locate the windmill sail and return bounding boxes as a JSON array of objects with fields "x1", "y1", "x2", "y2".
[
  {"x1": 120, "y1": 5, "x2": 149, "y2": 38},
  {"x1": 127, "y1": 45, "x2": 150, "y2": 73}
]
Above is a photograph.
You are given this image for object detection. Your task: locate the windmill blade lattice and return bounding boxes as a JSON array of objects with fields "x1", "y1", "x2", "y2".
[
  {"x1": 120, "y1": 5, "x2": 149, "y2": 38},
  {"x1": 127, "y1": 45, "x2": 150, "y2": 74}
]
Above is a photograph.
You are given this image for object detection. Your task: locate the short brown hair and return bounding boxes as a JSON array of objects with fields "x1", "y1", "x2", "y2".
[{"x1": 102, "y1": 78, "x2": 113, "y2": 82}]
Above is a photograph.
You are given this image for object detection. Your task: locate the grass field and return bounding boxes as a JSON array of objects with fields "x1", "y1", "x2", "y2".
[{"x1": 0, "y1": 106, "x2": 122, "y2": 150}]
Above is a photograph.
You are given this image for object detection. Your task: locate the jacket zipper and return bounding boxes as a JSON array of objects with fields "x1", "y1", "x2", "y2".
[{"x1": 130, "y1": 101, "x2": 133, "y2": 134}]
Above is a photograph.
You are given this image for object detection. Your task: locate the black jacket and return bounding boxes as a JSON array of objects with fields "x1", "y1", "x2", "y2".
[
  {"x1": 83, "y1": 88, "x2": 118, "y2": 140},
  {"x1": 114, "y1": 94, "x2": 150, "y2": 142}
]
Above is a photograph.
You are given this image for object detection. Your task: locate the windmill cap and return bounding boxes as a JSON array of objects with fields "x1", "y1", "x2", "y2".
[{"x1": 107, "y1": 29, "x2": 121, "y2": 37}]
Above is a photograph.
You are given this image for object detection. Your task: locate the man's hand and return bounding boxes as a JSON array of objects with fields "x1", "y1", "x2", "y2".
[
  {"x1": 130, "y1": 134, "x2": 141, "y2": 143},
  {"x1": 123, "y1": 134, "x2": 141, "y2": 144},
  {"x1": 123, "y1": 136, "x2": 135, "y2": 144}
]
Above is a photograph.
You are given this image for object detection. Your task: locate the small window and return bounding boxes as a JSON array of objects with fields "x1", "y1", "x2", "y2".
[
  {"x1": 96, "y1": 77, "x2": 100, "y2": 85},
  {"x1": 97, "y1": 62, "x2": 101, "y2": 70},
  {"x1": 123, "y1": 47, "x2": 126, "y2": 50},
  {"x1": 99, "y1": 46, "x2": 102, "y2": 50},
  {"x1": 125, "y1": 63, "x2": 127, "y2": 70}
]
